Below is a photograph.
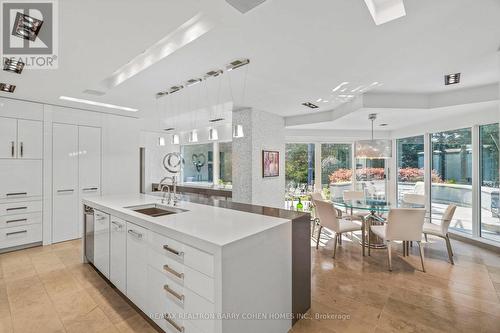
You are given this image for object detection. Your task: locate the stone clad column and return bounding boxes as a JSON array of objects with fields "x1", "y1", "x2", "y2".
[{"x1": 232, "y1": 108, "x2": 285, "y2": 208}]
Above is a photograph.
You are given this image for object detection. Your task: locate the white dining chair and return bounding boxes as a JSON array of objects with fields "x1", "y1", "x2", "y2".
[
  {"x1": 369, "y1": 208, "x2": 426, "y2": 272},
  {"x1": 342, "y1": 190, "x2": 366, "y2": 220},
  {"x1": 423, "y1": 204, "x2": 457, "y2": 264},
  {"x1": 313, "y1": 199, "x2": 363, "y2": 258}
]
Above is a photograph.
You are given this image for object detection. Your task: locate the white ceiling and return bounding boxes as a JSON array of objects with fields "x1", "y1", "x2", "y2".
[{"x1": 1, "y1": 0, "x2": 499, "y2": 130}]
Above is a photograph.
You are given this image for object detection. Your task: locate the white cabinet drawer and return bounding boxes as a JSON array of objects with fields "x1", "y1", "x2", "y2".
[
  {"x1": 149, "y1": 249, "x2": 215, "y2": 303},
  {"x1": 0, "y1": 212, "x2": 41, "y2": 229},
  {"x1": 127, "y1": 222, "x2": 150, "y2": 312},
  {"x1": 148, "y1": 265, "x2": 215, "y2": 333},
  {"x1": 150, "y1": 232, "x2": 214, "y2": 277},
  {"x1": 0, "y1": 223, "x2": 42, "y2": 249},
  {"x1": 0, "y1": 200, "x2": 42, "y2": 216},
  {"x1": 0, "y1": 160, "x2": 42, "y2": 200}
]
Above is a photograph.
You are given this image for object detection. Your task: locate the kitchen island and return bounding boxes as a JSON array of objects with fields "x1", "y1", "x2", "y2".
[{"x1": 82, "y1": 194, "x2": 310, "y2": 333}]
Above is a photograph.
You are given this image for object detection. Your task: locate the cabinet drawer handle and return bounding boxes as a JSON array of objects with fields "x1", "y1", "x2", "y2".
[
  {"x1": 164, "y1": 314, "x2": 184, "y2": 332},
  {"x1": 163, "y1": 245, "x2": 184, "y2": 258},
  {"x1": 57, "y1": 189, "x2": 74, "y2": 193},
  {"x1": 6, "y1": 192, "x2": 27, "y2": 196},
  {"x1": 127, "y1": 229, "x2": 143, "y2": 239},
  {"x1": 10, "y1": 141, "x2": 14, "y2": 157},
  {"x1": 163, "y1": 284, "x2": 184, "y2": 302},
  {"x1": 111, "y1": 221, "x2": 123, "y2": 229},
  {"x1": 20, "y1": 142, "x2": 23, "y2": 157},
  {"x1": 6, "y1": 218, "x2": 27, "y2": 224},
  {"x1": 163, "y1": 264, "x2": 184, "y2": 280},
  {"x1": 6, "y1": 206, "x2": 27, "y2": 211},
  {"x1": 82, "y1": 187, "x2": 98, "y2": 192},
  {"x1": 6, "y1": 230, "x2": 27, "y2": 236}
]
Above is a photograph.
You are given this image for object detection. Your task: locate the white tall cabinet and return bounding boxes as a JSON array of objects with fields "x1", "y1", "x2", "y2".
[
  {"x1": 52, "y1": 123, "x2": 101, "y2": 243},
  {"x1": 0, "y1": 115, "x2": 43, "y2": 251}
]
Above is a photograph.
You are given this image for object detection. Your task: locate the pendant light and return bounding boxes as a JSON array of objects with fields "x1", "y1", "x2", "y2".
[
  {"x1": 189, "y1": 130, "x2": 198, "y2": 143},
  {"x1": 158, "y1": 137, "x2": 166, "y2": 146},
  {"x1": 355, "y1": 113, "x2": 392, "y2": 159},
  {"x1": 208, "y1": 128, "x2": 218, "y2": 141},
  {"x1": 233, "y1": 124, "x2": 244, "y2": 138},
  {"x1": 171, "y1": 134, "x2": 180, "y2": 145}
]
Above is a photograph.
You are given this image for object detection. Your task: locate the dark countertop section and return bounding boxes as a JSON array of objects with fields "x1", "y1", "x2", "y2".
[{"x1": 181, "y1": 195, "x2": 310, "y2": 221}]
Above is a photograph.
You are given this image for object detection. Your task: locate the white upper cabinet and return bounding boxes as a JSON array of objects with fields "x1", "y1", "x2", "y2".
[
  {"x1": 78, "y1": 126, "x2": 101, "y2": 195},
  {"x1": 17, "y1": 120, "x2": 43, "y2": 159},
  {"x1": 0, "y1": 117, "x2": 42, "y2": 159},
  {"x1": 0, "y1": 118, "x2": 19, "y2": 159}
]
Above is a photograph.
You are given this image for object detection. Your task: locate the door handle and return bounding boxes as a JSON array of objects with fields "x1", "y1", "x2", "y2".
[
  {"x1": 20, "y1": 142, "x2": 23, "y2": 157},
  {"x1": 111, "y1": 221, "x2": 123, "y2": 229},
  {"x1": 10, "y1": 141, "x2": 14, "y2": 157},
  {"x1": 164, "y1": 314, "x2": 184, "y2": 333},
  {"x1": 6, "y1": 218, "x2": 28, "y2": 224},
  {"x1": 163, "y1": 264, "x2": 184, "y2": 280},
  {"x1": 127, "y1": 229, "x2": 143, "y2": 239},
  {"x1": 6, "y1": 230, "x2": 27, "y2": 236},
  {"x1": 163, "y1": 245, "x2": 184, "y2": 258},
  {"x1": 57, "y1": 189, "x2": 74, "y2": 193},
  {"x1": 6, "y1": 206, "x2": 27, "y2": 211},
  {"x1": 6, "y1": 192, "x2": 27, "y2": 197}
]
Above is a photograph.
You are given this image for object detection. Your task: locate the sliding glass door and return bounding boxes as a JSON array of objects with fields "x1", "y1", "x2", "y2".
[
  {"x1": 321, "y1": 144, "x2": 352, "y2": 200},
  {"x1": 396, "y1": 136, "x2": 425, "y2": 206},
  {"x1": 431, "y1": 128, "x2": 472, "y2": 234},
  {"x1": 355, "y1": 158, "x2": 387, "y2": 201},
  {"x1": 480, "y1": 123, "x2": 500, "y2": 241}
]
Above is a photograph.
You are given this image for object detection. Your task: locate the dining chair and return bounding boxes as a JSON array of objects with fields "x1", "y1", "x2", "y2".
[
  {"x1": 423, "y1": 204, "x2": 457, "y2": 264},
  {"x1": 369, "y1": 208, "x2": 426, "y2": 272},
  {"x1": 313, "y1": 199, "x2": 363, "y2": 258},
  {"x1": 342, "y1": 190, "x2": 366, "y2": 220},
  {"x1": 310, "y1": 191, "x2": 343, "y2": 237}
]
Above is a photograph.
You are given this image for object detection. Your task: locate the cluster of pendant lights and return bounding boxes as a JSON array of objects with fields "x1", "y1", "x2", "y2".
[
  {"x1": 1, "y1": 58, "x2": 25, "y2": 92},
  {"x1": 156, "y1": 59, "x2": 249, "y2": 146}
]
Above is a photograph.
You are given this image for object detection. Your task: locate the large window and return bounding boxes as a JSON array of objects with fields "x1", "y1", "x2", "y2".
[
  {"x1": 219, "y1": 142, "x2": 232, "y2": 185},
  {"x1": 355, "y1": 158, "x2": 387, "y2": 201},
  {"x1": 480, "y1": 123, "x2": 500, "y2": 241},
  {"x1": 285, "y1": 144, "x2": 315, "y2": 208},
  {"x1": 181, "y1": 143, "x2": 213, "y2": 183},
  {"x1": 397, "y1": 136, "x2": 425, "y2": 206},
  {"x1": 431, "y1": 128, "x2": 472, "y2": 234},
  {"x1": 321, "y1": 144, "x2": 352, "y2": 200}
]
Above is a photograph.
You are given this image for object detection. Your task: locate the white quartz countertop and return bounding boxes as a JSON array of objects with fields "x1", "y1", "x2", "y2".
[{"x1": 83, "y1": 194, "x2": 290, "y2": 248}]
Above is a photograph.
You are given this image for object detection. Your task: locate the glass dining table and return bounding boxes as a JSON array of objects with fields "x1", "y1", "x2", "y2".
[{"x1": 332, "y1": 198, "x2": 392, "y2": 252}]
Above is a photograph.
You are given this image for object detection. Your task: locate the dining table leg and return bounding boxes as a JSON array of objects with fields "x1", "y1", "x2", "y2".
[{"x1": 361, "y1": 216, "x2": 366, "y2": 256}]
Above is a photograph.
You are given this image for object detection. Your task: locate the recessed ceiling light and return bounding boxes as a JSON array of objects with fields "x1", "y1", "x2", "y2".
[
  {"x1": 204, "y1": 69, "x2": 223, "y2": 78},
  {"x1": 12, "y1": 12, "x2": 43, "y2": 41},
  {"x1": 316, "y1": 98, "x2": 322, "y2": 102},
  {"x1": 351, "y1": 85, "x2": 364, "y2": 93},
  {"x1": 82, "y1": 89, "x2": 106, "y2": 96},
  {"x1": 168, "y1": 85, "x2": 184, "y2": 94},
  {"x1": 226, "y1": 58, "x2": 250, "y2": 71},
  {"x1": 444, "y1": 73, "x2": 461, "y2": 85},
  {"x1": 164, "y1": 127, "x2": 175, "y2": 131},
  {"x1": 0, "y1": 83, "x2": 16, "y2": 93},
  {"x1": 322, "y1": 100, "x2": 329, "y2": 103},
  {"x1": 3, "y1": 58, "x2": 25, "y2": 74},
  {"x1": 59, "y1": 96, "x2": 138, "y2": 112},
  {"x1": 332, "y1": 82, "x2": 349, "y2": 92},
  {"x1": 302, "y1": 102, "x2": 319, "y2": 109}
]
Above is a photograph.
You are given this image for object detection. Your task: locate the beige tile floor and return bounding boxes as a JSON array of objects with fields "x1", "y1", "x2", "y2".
[
  {"x1": 291, "y1": 233, "x2": 500, "y2": 333},
  {"x1": 0, "y1": 236, "x2": 499, "y2": 333},
  {"x1": 0, "y1": 240, "x2": 157, "y2": 333}
]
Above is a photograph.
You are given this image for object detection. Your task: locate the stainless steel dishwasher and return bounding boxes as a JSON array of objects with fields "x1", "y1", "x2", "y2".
[{"x1": 84, "y1": 205, "x2": 94, "y2": 263}]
